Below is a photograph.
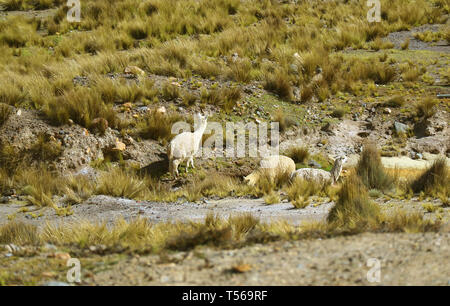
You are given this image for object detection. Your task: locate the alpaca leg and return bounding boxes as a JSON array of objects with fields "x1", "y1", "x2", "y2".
[
  {"x1": 189, "y1": 157, "x2": 195, "y2": 169},
  {"x1": 186, "y1": 157, "x2": 191, "y2": 169},
  {"x1": 173, "y1": 160, "x2": 180, "y2": 177}
]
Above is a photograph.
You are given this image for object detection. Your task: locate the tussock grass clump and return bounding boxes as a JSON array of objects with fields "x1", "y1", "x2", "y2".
[
  {"x1": 285, "y1": 179, "x2": 329, "y2": 209},
  {"x1": 0, "y1": 0, "x2": 63, "y2": 10},
  {"x1": 201, "y1": 87, "x2": 241, "y2": 113},
  {"x1": 356, "y1": 144, "x2": 394, "y2": 191},
  {"x1": 42, "y1": 218, "x2": 157, "y2": 250},
  {"x1": 39, "y1": 213, "x2": 261, "y2": 252},
  {"x1": 27, "y1": 133, "x2": 62, "y2": 162},
  {"x1": 384, "y1": 96, "x2": 405, "y2": 108},
  {"x1": 1, "y1": 208, "x2": 441, "y2": 255},
  {"x1": 264, "y1": 192, "x2": 280, "y2": 205},
  {"x1": 415, "y1": 97, "x2": 438, "y2": 119},
  {"x1": 0, "y1": 142, "x2": 21, "y2": 176},
  {"x1": 348, "y1": 60, "x2": 397, "y2": 85},
  {"x1": 180, "y1": 172, "x2": 254, "y2": 202},
  {"x1": 272, "y1": 110, "x2": 296, "y2": 133},
  {"x1": 255, "y1": 168, "x2": 291, "y2": 196},
  {"x1": 163, "y1": 213, "x2": 260, "y2": 251},
  {"x1": 182, "y1": 91, "x2": 197, "y2": 106},
  {"x1": 161, "y1": 82, "x2": 181, "y2": 101},
  {"x1": 327, "y1": 175, "x2": 381, "y2": 228},
  {"x1": 93, "y1": 76, "x2": 155, "y2": 104},
  {"x1": 64, "y1": 175, "x2": 95, "y2": 205},
  {"x1": 401, "y1": 38, "x2": 410, "y2": 50},
  {"x1": 300, "y1": 86, "x2": 313, "y2": 103},
  {"x1": 228, "y1": 59, "x2": 252, "y2": 83},
  {"x1": 411, "y1": 158, "x2": 449, "y2": 198},
  {"x1": 0, "y1": 103, "x2": 12, "y2": 126},
  {"x1": 414, "y1": 31, "x2": 444, "y2": 43},
  {"x1": 136, "y1": 111, "x2": 184, "y2": 143},
  {"x1": 126, "y1": 20, "x2": 149, "y2": 40},
  {"x1": 0, "y1": 81, "x2": 27, "y2": 106},
  {"x1": 0, "y1": 222, "x2": 40, "y2": 246},
  {"x1": 402, "y1": 67, "x2": 422, "y2": 82},
  {"x1": 96, "y1": 166, "x2": 153, "y2": 200},
  {"x1": 285, "y1": 146, "x2": 309, "y2": 164},
  {"x1": 331, "y1": 107, "x2": 347, "y2": 119},
  {"x1": 44, "y1": 88, "x2": 118, "y2": 129},
  {"x1": 369, "y1": 37, "x2": 394, "y2": 51},
  {"x1": 380, "y1": 210, "x2": 441, "y2": 233},
  {"x1": 264, "y1": 72, "x2": 293, "y2": 101},
  {"x1": 15, "y1": 166, "x2": 61, "y2": 208}
]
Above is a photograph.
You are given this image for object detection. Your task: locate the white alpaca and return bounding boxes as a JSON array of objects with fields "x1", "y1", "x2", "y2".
[
  {"x1": 244, "y1": 155, "x2": 296, "y2": 186},
  {"x1": 168, "y1": 113, "x2": 208, "y2": 177},
  {"x1": 290, "y1": 156, "x2": 347, "y2": 185}
]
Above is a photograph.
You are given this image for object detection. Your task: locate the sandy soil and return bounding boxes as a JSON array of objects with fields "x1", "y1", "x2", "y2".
[{"x1": 84, "y1": 232, "x2": 450, "y2": 286}]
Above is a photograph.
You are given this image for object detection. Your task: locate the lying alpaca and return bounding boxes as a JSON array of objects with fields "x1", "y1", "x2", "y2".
[
  {"x1": 167, "y1": 113, "x2": 208, "y2": 177},
  {"x1": 244, "y1": 155, "x2": 296, "y2": 186},
  {"x1": 290, "y1": 156, "x2": 347, "y2": 185}
]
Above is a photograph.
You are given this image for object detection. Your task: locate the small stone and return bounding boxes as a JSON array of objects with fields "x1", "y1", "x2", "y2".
[
  {"x1": 124, "y1": 66, "x2": 145, "y2": 77},
  {"x1": 113, "y1": 139, "x2": 126, "y2": 151},
  {"x1": 42, "y1": 271, "x2": 57, "y2": 278},
  {"x1": 51, "y1": 252, "x2": 71, "y2": 261},
  {"x1": 394, "y1": 121, "x2": 408, "y2": 134},
  {"x1": 156, "y1": 106, "x2": 166, "y2": 115},
  {"x1": 232, "y1": 263, "x2": 252, "y2": 273}
]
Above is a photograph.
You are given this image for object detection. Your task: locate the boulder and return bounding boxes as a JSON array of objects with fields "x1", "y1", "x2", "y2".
[{"x1": 394, "y1": 121, "x2": 408, "y2": 134}]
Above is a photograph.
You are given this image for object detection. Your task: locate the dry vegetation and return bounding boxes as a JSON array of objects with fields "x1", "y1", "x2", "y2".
[
  {"x1": 0, "y1": 0, "x2": 446, "y2": 115},
  {"x1": 0, "y1": 0, "x2": 448, "y2": 268},
  {"x1": 356, "y1": 144, "x2": 395, "y2": 191},
  {"x1": 0, "y1": 204, "x2": 441, "y2": 254},
  {"x1": 411, "y1": 158, "x2": 449, "y2": 200}
]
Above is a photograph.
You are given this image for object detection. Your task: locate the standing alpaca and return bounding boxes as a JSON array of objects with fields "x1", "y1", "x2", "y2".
[
  {"x1": 167, "y1": 113, "x2": 208, "y2": 177},
  {"x1": 290, "y1": 156, "x2": 347, "y2": 185}
]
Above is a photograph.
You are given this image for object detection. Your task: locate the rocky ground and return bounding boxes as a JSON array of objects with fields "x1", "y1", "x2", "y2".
[
  {"x1": 0, "y1": 16, "x2": 449, "y2": 285},
  {"x1": 86, "y1": 232, "x2": 450, "y2": 286},
  {"x1": 1, "y1": 231, "x2": 448, "y2": 286}
]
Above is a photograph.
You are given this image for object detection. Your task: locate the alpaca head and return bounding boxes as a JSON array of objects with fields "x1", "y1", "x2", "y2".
[{"x1": 194, "y1": 112, "x2": 208, "y2": 132}]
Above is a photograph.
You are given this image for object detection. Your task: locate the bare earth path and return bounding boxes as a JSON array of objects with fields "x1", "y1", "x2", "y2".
[
  {"x1": 0, "y1": 196, "x2": 333, "y2": 228},
  {"x1": 86, "y1": 232, "x2": 450, "y2": 286}
]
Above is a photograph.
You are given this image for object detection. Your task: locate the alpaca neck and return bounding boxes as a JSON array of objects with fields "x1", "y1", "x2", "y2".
[
  {"x1": 194, "y1": 122, "x2": 207, "y2": 136},
  {"x1": 193, "y1": 122, "x2": 207, "y2": 146},
  {"x1": 330, "y1": 160, "x2": 342, "y2": 183}
]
